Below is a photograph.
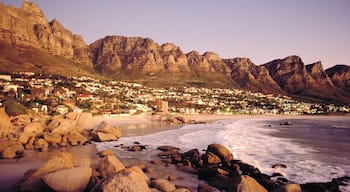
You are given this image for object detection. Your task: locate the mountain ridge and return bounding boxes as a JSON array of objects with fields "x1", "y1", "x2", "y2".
[{"x1": 0, "y1": 1, "x2": 349, "y2": 104}]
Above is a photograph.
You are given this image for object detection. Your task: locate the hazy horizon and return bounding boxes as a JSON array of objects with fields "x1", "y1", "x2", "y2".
[{"x1": 2, "y1": 0, "x2": 350, "y2": 68}]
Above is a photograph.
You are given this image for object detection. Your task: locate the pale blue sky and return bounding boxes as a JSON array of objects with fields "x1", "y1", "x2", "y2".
[{"x1": 2, "y1": 0, "x2": 350, "y2": 68}]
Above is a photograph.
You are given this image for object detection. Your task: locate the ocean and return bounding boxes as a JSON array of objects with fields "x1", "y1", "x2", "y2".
[{"x1": 96, "y1": 116, "x2": 350, "y2": 191}]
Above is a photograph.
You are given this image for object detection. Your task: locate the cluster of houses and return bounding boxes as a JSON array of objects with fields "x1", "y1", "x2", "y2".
[{"x1": 0, "y1": 72, "x2": 349, "y2": 116}]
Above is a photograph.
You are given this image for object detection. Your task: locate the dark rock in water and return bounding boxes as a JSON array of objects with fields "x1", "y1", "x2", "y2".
[
  {"x1": 158, "y1": 149, "x2": 179, "y2": 158},
  {"x1": 202, "y1": 152, "x2": 222, "y2": 165},
  {"x1": 183, "y1": 148, "x2": 201, "y2": 167},
  {"x1": 128, "y1": 144, "x2": 146, "y2": 152},
  {"x1": 301, "y1": 176, "x2": 350, "y2": 192},
  {"x1": 206, "y1": 144, "x2": 233, "y2": 165},
  {"x1": 280, "y1": 121, "x2": 292, "y2": 125},
  {"x1": 134, "y1": 141, "x2": 140, "y2": 144},
  {"x1": 157, "y1": 145, "x2": 180, "y2": 151},
  {"x1": 272, "y1": 163, "x2": 287, "y2": 169},
  {"x1": 271, "y1": 172, "x2": 284, "y2": 177}
]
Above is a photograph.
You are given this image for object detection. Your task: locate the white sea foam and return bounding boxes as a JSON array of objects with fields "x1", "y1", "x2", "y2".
[{"x1": 96, "y1": 118, "x2": 349, "y2": 186}]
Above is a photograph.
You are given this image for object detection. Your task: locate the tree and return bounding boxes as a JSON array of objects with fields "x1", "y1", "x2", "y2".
[{"x1": 4, "y1": 100, "x2": 28, "y2": 116}]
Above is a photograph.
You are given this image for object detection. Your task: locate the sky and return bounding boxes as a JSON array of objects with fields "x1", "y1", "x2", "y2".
[{"x1": 2, "y1": 0, "x2": 350, "y2": 68}]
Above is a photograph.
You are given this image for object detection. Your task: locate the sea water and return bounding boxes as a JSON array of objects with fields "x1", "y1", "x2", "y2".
[{"x1": 96, "y1": 116, "x2": 350, "y2": 191}]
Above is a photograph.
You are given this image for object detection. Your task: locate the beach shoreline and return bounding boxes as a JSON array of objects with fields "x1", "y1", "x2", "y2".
[{"x1": 1, "y1": 113, "x2": 349, "y2": 191}]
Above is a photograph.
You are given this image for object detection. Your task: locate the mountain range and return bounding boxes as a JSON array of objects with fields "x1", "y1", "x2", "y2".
[{"x1": 0, "y1": 1, "x2": 349, "y2": 104}]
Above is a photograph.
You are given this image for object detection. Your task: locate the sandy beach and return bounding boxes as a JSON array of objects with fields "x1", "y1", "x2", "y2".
[{"x1": 1, "y1": 113, "x2": 349, "y2": 191}]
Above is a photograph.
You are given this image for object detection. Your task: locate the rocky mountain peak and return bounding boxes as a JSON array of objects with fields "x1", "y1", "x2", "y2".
[
  {"x1": 203, "y1": 52, "x2": 221, "y2": 61},
  {"x1": 326, "y1": 65, "x2": 350, "y2": 91},
  {"x1": 284, "y1": 55, "x2": 303, "y2": 64},
  {"x1": 21, "y1": 1, "x2": 47, "y2": 25}
]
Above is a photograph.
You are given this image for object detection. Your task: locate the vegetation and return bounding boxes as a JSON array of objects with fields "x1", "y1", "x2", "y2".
[{"x1": 4, "y1": 100, "x2": 28, "y2": 116}]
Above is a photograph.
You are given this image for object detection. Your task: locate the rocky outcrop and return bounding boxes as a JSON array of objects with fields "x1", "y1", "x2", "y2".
[
  {"x1": 263, "y1": 56, "x2": 310, "y2": 93},
  {"x1": 263, "y1": 56, "x2": 350, "y2": 103},
  {"x1": 0, "y1": 1, "x2": 92, "y2": 66},
  {"x1": 42, "y1": 167, "x2": 92, "y2": 192},
  {"x1": 326, "y1": 65, "x2": 350, "y2": 92},
  {"x1": 225, "y1": 57, "x2": 282, "y2": 92},
  {"x1": 20, "y1": 152, "x2": 75, "y2": 191}
]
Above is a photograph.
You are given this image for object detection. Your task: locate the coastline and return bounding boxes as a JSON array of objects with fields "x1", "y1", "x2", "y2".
[{"x1": 1, "y1": 114, "x2": 349, "y2": 191}]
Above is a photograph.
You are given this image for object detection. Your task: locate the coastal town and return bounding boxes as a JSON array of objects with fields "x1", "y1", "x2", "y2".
[{"x1": 1, "y1": 72, "x2": 349, "y2": 116}]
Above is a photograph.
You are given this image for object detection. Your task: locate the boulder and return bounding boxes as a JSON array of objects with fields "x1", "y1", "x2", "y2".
[
  {"x1": 1, "y1": 146, "x2": 16, "y2": 159},
  {"x1": 273, "y1": 184, "x2": 302, "y2": 192},
  {"x1": 0, "y1": 108, "x2": 12, "y2": 137},
  {"x1": 43, "y1": 133, "x2": 62, "y2": 144},
  {"x1": 202, "y1": 152, "x2": 222, "y2": 165},
  {"x1": 42, "y1": 167, "x2": 92, "y2": 192},
  {"x1": 99, "y1": 155, "x2": 125, "y2": 178},
  {"x1": 65, "y1": 112, "x2": 80, "y2": 120},
  {"x1": 206, "y1": 144, "x2": 233, "y2": 164},
  {"x1": 125, "y1": 166, "x2": 150, "y2": 184},
  {"x1": 95, "y1": 132, "x2": 117, "y2": 142},
  {"x1": 20, "y1": 152, "x2": 75, "y2": 191},
  {"x1": 76, "y1": 112, "x2": 93, "y2": 130},
  {"x1": 157, "y1": 149, "x2": 179, "y2": 158},
  {"x1": 68, "y1": 130, "x2": 88, "y2": 146},
  {"x1": 23, "y1": 122, "x2": 44, "y2": 135},
  {"x1": 47, "y1": 119, "x2": 76, "y2": 135},
  {"x1": 100, "y1": 167, "x2": 151, "y2": 192},
  {"x1": 17, "y1": 132, "x2": 35, "y2": 144},
  {"x1": 99, "y1": 149, "x2": 114, "y2": 157},
  {"x1": 34, "y1": 138, "x2": 49, "y2": 152},
  {"x1": 151, "y1": 179, "x2": 176, "y2": 192},
  {"x1": 236, "y1": 175, "x2": 268, "y2": 192},
  {"x1": 157, "y1": 145, "x2": 180, "y2": 151},
  {"x1": 96, "y1": 121, "x2": 122, "y2": 138}
]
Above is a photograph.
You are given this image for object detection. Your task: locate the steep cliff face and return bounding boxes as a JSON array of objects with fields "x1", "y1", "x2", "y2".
[
  {"x1": 90, "y1": 36, "x2": 164, "y2": 74},
  {"x1": 306, "y1": 61, "x2": 334, "y2": 88},
  {"x1": 225, "y1": 58, "x2": 282, "y2": 92},
  {"x1": 326, "y1": 65, "x2": 350, "y2": 92},
  {"x1": 263, "y1": 56, "x2": 350, "y2": 103},
  {"x1": 0, "y1": 1, "x2": 92, "y2": 66},
  {"x1": 263, "y1": 56, "x2": 311, "y2": 93}
]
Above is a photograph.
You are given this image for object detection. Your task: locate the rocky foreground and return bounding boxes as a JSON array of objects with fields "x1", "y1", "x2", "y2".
[{"x1": 4, "y1": 142, "x2": 349, "y2": 192}]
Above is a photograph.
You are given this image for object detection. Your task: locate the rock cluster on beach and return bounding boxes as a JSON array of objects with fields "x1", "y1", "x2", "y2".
[
  {"x1": 16, "y1": 142, "x2": 350, "y2": 192},
  {"x1": 0, "y1": 108, "x2": 196, "y2": 159},
  {"x1": 0, "y1": 110, "x2": 122, "y2": 159}
]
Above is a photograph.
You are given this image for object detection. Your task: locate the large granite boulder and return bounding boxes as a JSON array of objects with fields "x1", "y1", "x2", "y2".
[
  {"x1": 100, "y1": 167, "x2": 151, "y2": 192},
  {"x1": 47, "y1": 119, "x2": 76, "y2": 135},
  {"x1": 151, "y1": 179, "x2": 176, "y2": 192},
  {"x1": 206, "y1": 144, "x2": 233, "y2": 164},
  {"x1": 96, "y1": 121, "x2": 121, "y2": 138},
  {"x1": 0, "y1": 141, "x2": 24, "y2": 159},
  {"x1": 67, "y1": 130, "x2": 88, "y2": 146},
  {"x1": 20, "y1": 152, "x2": 75, "y2": 191},
  {"x1": 236, "y1": 175, "x2": 268, "y2": 192},
  {"x1": 23, "y1": 122, "x2": 44, "y2": 135},
  {"x1": 95, "y1": 132, "x2": 118, "y2": 142},
  {"x1": 42, "y1": 167, "x2": 92, "y2": 192},
  {"x1": 17, "y1": 132, "x2": 35, "y2": 144},
  {"x1": 34, "y1": 138, "x2": 49, "y2": 152},
  {"x1": 99, "y1": 154, "x2": 125, "y2": 178},
  {"x1": 0, "y1": 108, "x2": 12, "y2": 137},
  {"x1": 43, "y1": 132, "x2": 62, "y2": 144}
]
